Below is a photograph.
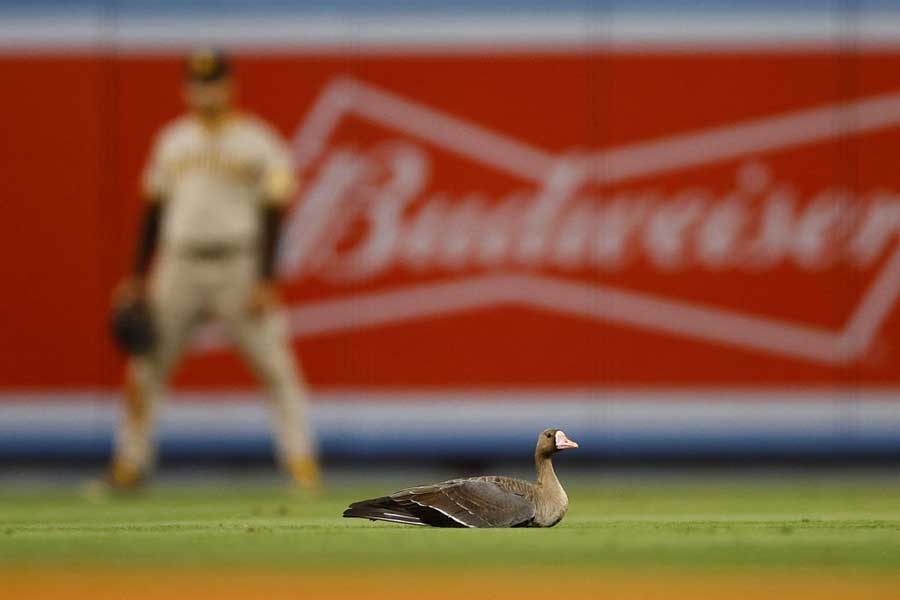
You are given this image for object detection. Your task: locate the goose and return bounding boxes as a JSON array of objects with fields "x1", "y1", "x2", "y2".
[{"x1": 342, "y1": 428, "x2": 579, "y2": 528}]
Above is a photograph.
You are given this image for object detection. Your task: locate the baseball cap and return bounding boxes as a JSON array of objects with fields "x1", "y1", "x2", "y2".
[{"x1": 185, "y1": 48, "x2": 231, "y2": 82}]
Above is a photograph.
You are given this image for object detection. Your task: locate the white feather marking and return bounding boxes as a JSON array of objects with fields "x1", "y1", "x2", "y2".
[
  {"x1": 383, "y1": 512, "x2": 419, "y2": 520},
  {"x1": 368, "y1": 516, "x2": 426, "y2": 526},
  {"x1": 408, "y1": 498, "x2": 476, "y2": 528}
]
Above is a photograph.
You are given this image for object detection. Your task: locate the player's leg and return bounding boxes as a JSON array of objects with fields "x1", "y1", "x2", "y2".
[
  {"x1": 216, "y1": 256, "x2": 320, "y2": 488},
  {"x1": 110, "y1": 258, "x2": 198, "y2": 487},
  {"x1": 110, "y1": 356, "x2": 159, "y2": 487},
  {"x1": 235, "y1": 311, "x2": 320, "y2": 487}
]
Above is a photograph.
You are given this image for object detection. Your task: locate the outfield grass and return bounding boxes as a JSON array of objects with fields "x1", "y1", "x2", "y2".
[{"x1": 1, "y1": 476, "x2": 899, "y2": 572}]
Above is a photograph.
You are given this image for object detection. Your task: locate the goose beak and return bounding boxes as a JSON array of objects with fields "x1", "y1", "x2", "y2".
[{"x1": 555, "y1": 430, "x2": 579, "y2": 450}]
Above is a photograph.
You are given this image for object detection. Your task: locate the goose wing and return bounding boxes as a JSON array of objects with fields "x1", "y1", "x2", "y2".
[{"x1": 393, "y1": 478, "x2": 535, "y2": 528}]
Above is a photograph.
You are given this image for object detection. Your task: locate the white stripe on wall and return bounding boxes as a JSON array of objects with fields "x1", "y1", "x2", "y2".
[
  {"x1": 1, "y1": 390, "x2": 898, "y2": 447},
  {"x1": 3, "y1": 12, "x2": 900, "y2": 53}
]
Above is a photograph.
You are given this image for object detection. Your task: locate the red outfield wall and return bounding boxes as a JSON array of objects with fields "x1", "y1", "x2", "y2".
[{"x1": 4, "y1": 52, "x2": 900, "y2": 393}]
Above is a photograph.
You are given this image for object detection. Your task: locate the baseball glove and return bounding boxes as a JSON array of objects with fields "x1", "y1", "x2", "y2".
[{"x1": 110, "y1": 298, "x2": 156, "y2": 356}]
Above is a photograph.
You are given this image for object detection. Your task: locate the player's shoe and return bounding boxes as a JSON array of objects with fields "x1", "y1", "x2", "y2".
[
  {"x1": 109, "y1": 460, "x2": 147, "y2": 490},
  {"x1": 287, "y1": 456, "x2": 321, "y2": 490},
  {"x1": 80, "y1": 462, "x2": 147, "y2": 500}
]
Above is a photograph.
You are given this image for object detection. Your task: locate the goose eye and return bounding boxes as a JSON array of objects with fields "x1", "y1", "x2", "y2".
[{"x1": 545, "y1": 432, "x2": 552, "y2": 438}]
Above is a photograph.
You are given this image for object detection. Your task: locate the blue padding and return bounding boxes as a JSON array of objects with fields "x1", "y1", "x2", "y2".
[{"x1": 2, "y1": 430, "x2": 899, "y2": 462}]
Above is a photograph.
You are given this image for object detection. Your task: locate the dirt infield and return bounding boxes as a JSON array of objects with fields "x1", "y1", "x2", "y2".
[{"x1": 3, "y1": 567, "x2": 899, "y2": 600}]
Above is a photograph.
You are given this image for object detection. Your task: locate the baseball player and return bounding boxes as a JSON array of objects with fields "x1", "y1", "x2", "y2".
[{"x1": 109, "y1": 48, "x2": 319, "y2": 489}]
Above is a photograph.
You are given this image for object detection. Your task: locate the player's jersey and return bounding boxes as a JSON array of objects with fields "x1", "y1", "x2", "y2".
[{"x1": 142, "y1": 112, "x2": 296, "y2": 251}]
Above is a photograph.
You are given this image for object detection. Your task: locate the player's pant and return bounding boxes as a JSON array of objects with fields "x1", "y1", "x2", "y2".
[{"x1": 112, "y1": 250, "x2": 316, "y2": 477}]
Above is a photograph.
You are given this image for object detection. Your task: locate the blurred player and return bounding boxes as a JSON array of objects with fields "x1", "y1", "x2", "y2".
[{"x1": 109, "y1": 48, "x2": 319, "y2": 489}]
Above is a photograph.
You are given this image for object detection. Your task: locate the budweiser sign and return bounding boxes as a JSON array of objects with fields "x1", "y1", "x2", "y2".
[
  {"x1": 272, "y1": 76, "x2": 900, "y2": 368},
  {"x1": 8, "y1": 49, "x2": 900, "y2": 390}
]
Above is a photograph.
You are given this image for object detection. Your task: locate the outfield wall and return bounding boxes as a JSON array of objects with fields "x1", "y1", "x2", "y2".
[{"x1": 2, "y1": 1, "x2": 900, "y2": 460}]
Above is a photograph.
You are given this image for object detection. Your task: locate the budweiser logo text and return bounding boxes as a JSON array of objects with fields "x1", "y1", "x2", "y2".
[{"x1": 282, "y1": 142, "x2": 897, "y2": 283}]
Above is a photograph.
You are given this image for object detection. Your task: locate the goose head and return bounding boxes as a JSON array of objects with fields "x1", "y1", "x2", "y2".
[{"x1": 536, "y1": 428, "x2": 579, "y2": 457}]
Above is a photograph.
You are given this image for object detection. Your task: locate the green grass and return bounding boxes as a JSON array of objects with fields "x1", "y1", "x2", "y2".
[{"x1": 1, "y1": 477, "x2": 899, "y2": 571}]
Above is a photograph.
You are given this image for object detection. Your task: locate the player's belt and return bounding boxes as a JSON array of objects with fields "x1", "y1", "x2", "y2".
[{"x1": 179, "y1": 244, "x2": 250, "y2": 260}]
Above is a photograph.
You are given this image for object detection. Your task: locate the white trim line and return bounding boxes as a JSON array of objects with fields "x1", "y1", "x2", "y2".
[
  {"x1": 299, "y1": 77, "x2": 900, "y2": 187},
  {"x1": 586, "y1": 90, "x2": 900, "y2": 184},
  {"x1": 348, "y1": 80, "x2": 551, "y2": 180},
  {"x1": 4, "y1": 13, "x2": 900, "y2": 53},
  {"x1": 248, "y1": 274, "x2": 846, "y2": 364}
]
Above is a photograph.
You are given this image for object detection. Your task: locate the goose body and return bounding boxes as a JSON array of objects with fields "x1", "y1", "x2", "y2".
[{"x1": 342, "y1": 429, "x2": 578, "y2": 528}]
